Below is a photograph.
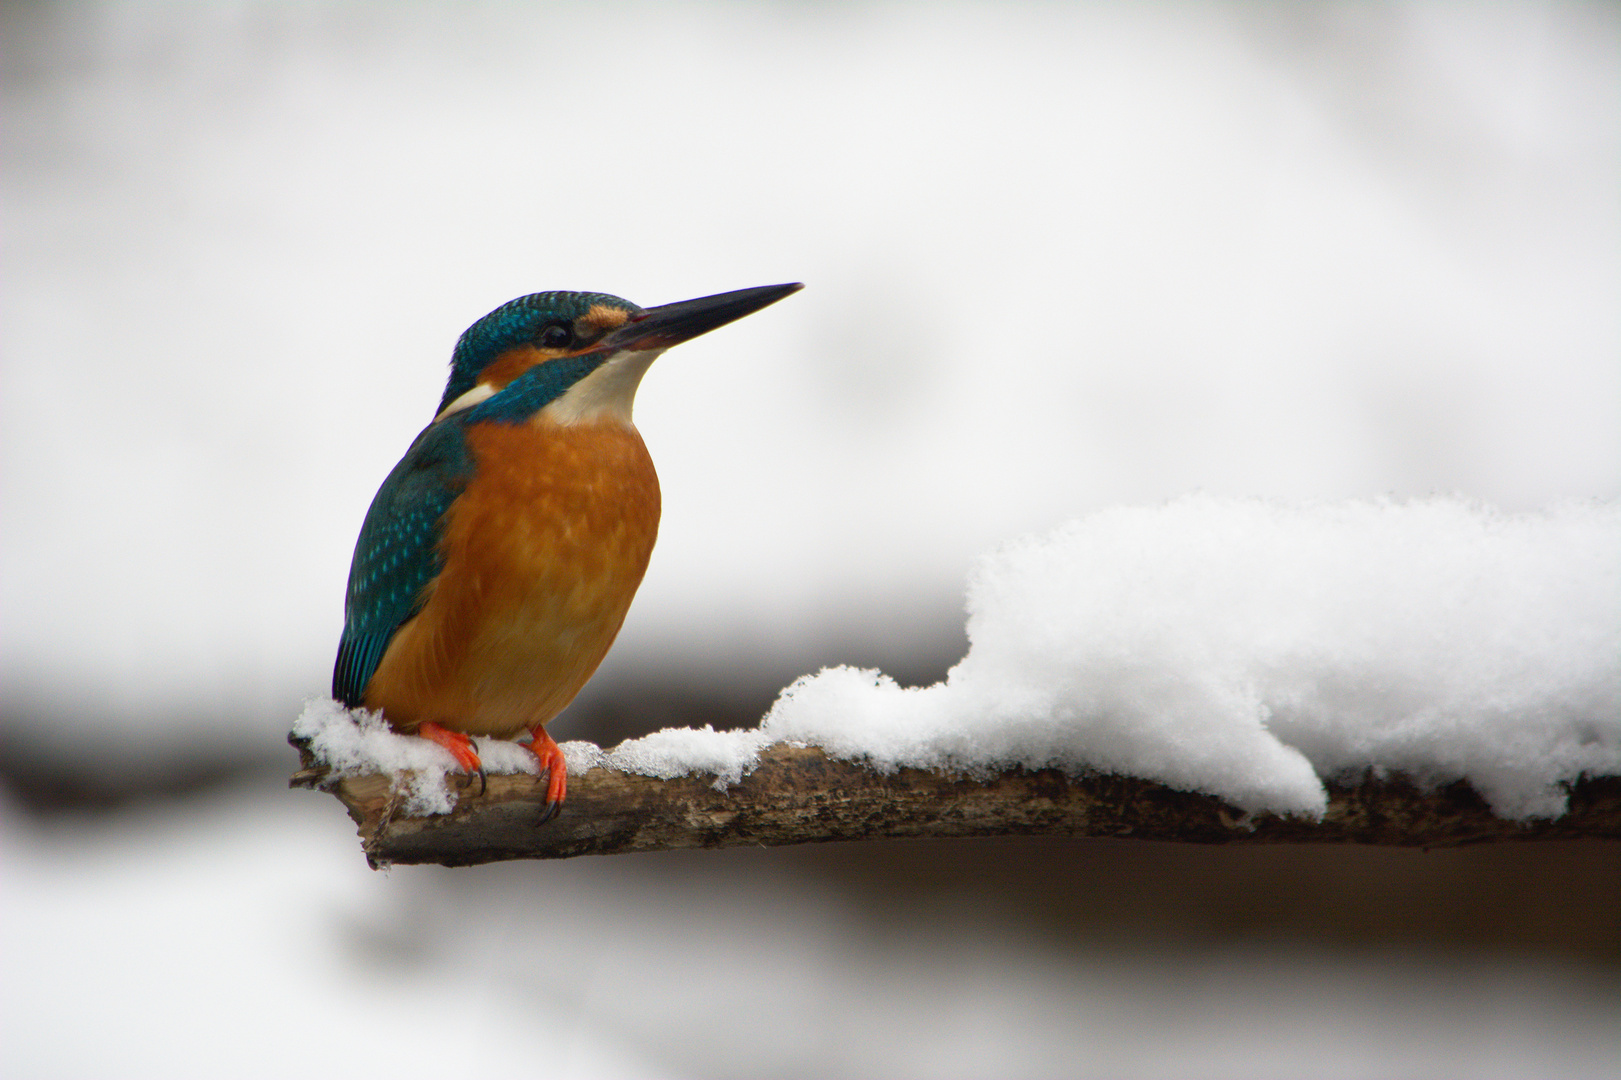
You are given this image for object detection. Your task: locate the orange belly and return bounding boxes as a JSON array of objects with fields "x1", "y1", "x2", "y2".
[{"x1": 363, "y1": 418, "x2": 660, "y2": 739}]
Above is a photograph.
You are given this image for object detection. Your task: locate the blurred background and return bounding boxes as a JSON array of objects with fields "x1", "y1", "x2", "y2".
[{"x1": 2, "y1": 1, "x2": 1617, "y2": 1076}]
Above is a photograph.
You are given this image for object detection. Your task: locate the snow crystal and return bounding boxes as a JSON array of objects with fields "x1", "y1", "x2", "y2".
[
  {"x1": 765, "y1": 497, "x2": 1621, "y2": 819},
  {"x1": 294, "y1": 497, "x2": 1620, "y2": 821},
  {"x1": 595, "y1": 725, "x2": 773, "y2": 788},
  {"x1": 559, "y1": 726, "x2": 773, "y2": 790}
]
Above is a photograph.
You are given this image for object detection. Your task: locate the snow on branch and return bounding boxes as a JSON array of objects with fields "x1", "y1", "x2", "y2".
[
  {"x1": 291, "y1": 739, "x2": 1621, "y2": 869},
  {"x1": 291, "y1": 497, "x2": 1621, "y2": 868}
]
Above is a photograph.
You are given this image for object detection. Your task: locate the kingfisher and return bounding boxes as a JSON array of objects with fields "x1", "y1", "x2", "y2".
[{"x1": 333, "y1": 283, "x2": 802, "y2": 819}]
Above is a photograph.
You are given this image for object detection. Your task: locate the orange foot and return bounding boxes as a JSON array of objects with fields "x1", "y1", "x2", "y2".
[
  {"x1": 528, "y1": 726, "x2": 567, "y2": 823},
  {"x1": 418, "y1": 721, "x2": 486, "y2": 795}
]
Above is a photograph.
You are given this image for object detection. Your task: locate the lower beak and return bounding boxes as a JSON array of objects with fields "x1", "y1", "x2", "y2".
[{"x1": 602, "y1": 282, "x2": 803, "y2": 352}]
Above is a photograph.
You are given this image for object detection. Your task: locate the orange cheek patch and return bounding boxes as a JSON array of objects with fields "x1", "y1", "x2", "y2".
[{"x1": 478, "y1": 344, "x2": 548, "y2": 390}]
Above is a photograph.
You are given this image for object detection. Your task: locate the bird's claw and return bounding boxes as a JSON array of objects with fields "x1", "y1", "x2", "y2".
[
  {"x1": 466, "y1": 739, "x2": 487, "y2": 796},
  {"x1": 528, "y1": 726, "x2": 568, "y2": 824},
  {"x1": 417, "y1": 722, "x2": 486, "y2": 796}
]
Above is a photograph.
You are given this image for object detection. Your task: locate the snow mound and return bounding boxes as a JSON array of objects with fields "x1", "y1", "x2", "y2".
[
  {"x1": 578, "y1": 724, "x2": 773, "y2": 788},
  {"x1": 765, "y1": 497, "x2": 1621, "y2": 819}
]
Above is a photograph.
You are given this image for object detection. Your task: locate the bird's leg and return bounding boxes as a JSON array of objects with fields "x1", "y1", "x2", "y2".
[
  {"x1": 418, "y1": 721, "x2": 487, "y2": 795},
  {"x1": 528, "y1": 725, "x2": 567, "y2": 823}
]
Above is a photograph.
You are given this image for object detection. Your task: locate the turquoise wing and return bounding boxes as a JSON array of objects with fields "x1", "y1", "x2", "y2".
[{"x1": 332, "y1": 419, "x2": 475, "y2": 706}]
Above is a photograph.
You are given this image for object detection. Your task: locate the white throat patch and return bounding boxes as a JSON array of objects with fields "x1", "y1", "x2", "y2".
[{"x1": 538, "y1": 348, "x2": 665, "y2": 426}]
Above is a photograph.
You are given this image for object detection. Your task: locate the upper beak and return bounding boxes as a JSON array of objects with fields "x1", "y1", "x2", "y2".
[{"x1": 601, "y1": 282, "x2": 803, "y2": 353}]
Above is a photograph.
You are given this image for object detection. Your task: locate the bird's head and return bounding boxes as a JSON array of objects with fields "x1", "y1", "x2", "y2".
[{"x1": 435, "y1": 283, "x2": 802, "y2": 425}]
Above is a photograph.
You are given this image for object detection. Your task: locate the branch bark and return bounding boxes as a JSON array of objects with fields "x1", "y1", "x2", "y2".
[{"x1": 290, "y1": 741, "x2": 1621, "y2": 868}]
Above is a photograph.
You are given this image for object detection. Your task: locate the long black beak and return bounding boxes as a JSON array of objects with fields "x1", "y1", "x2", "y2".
[{"x1": 602, "y1": 282, "x2": 803, "y2": 352}]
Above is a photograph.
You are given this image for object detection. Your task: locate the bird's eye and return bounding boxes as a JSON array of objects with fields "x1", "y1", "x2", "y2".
[{"x1": 538, "y1": 322, "x2": 574, "y2": 349}]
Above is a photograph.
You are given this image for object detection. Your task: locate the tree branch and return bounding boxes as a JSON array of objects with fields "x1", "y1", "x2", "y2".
[{"x1": 290, "y1": 741, "x2": 1621, "y2": 868}]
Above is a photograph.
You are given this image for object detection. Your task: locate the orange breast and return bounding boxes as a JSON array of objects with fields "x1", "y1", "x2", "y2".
[{"x1": 363, "y1": 418, "x2": 661, "y2": 739}]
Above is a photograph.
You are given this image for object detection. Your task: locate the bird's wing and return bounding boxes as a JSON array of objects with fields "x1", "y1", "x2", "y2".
[{"x1": 333, "y1": 419, "x2": 476, "y2": 706}]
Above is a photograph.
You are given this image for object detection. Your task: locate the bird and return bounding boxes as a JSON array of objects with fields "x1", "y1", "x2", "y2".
[{"x1": 333, "y1": 282, "x2": 802, "y2": 819}]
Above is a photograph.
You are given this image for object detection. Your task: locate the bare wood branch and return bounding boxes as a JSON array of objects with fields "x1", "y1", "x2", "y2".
[{"x1": 290, "y1": 741, "x2": 1621, "y2": 868}]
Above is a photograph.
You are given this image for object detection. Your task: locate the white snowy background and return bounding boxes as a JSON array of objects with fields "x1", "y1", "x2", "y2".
[{"x1": 3, "y1": 2, "x2": 1618, "y2": 1077}]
